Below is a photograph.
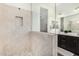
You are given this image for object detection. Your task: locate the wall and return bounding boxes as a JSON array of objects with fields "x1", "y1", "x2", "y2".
[
  {"x1": 4, "y1": 3, "x2": 31, "y2": 11},
  {"x1": 0, "y1": 3, "x2": 57, "y2": 55},
  {"x1": 0, "y1": 4, "x2": 32, "y2": 55},
  {"x1": 32, "y1": 3, "x2": 55, "y2": 32},
  {"x1": 30, "y1": 31, "x2": 57, "y2": 56}
]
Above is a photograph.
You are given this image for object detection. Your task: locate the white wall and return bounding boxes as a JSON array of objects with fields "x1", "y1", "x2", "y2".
[
  {"x1": 32, "y1": 3, "x2": 55, "y2": 32},
  {"x1": 31, "y1": 4, "x2": 40, "y2": 32}
]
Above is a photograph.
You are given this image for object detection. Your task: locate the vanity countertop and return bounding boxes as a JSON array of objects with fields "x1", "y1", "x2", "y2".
[{"x1": 57, "y1": 32, "x2": 79, "y2": 37}]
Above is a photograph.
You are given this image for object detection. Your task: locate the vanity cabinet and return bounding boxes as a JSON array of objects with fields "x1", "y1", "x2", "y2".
[{"x1": 58, "y1": 34, "x2": 79, "y2": 55}]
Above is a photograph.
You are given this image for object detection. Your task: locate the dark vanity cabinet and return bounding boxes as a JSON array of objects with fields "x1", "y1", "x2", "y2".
[{"x1": 58, "y1": 34, "x2": 79, "y2": 55}]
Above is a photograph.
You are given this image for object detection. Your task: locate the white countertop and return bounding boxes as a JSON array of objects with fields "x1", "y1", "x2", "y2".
[{"x1": 57, "y1": 32, "x2": 79, "y2": 37}]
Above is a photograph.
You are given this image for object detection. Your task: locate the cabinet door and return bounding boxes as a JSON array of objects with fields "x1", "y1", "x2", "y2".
[
  {"x1": 75, "y1": 38, "x2": 79, "y2": 55},
  {"x1": 65, "y1": 36, "x2": 76, "y2": 53},
  {"x1": 58, "y1": 35, "x2": 66, "y2": 49},
  {"x1": 58, "y1": 35, "x2": 76, "y2": 54}
]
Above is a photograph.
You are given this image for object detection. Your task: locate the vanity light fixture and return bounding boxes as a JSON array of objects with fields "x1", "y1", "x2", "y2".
[
  {"x1": 73, "y1": 7, "x2": 79, "y2": 12},
  {"x1": 57, "y1": 14, "x2": 65, "y2": 17},
  {"x1": 73, "y1": 9, "x2": 79, "y2": 12},
  {"x1": 76, "y1": 21, "x2": 79, "y2": 24}
]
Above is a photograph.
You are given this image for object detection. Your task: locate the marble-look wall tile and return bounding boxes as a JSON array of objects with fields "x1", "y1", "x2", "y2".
[
  {"x1": 0, "y1": 4, "x2": 32, "y2": 56},
  {"x1": 30, "y1": 31, "x2": 57, "y2": 56}
]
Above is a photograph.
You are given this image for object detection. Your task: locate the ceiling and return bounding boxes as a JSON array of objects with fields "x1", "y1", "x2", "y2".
[{"x1": 5, "y1": 3, "x2": 79, "y2": 17}]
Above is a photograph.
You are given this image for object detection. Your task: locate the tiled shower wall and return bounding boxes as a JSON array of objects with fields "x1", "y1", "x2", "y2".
[{"x1": 0, "y1": 4, "x2": 32, "y2": 55}]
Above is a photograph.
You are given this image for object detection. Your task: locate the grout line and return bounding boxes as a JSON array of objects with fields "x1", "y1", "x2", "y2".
[{"x1": 31, "y1": 3, "x2": 32, "y2": 32}]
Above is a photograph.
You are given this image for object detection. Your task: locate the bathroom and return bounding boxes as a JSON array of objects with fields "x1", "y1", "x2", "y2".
[{"x1": 0, "y1": 3, "x2": 79, "y2": 56}]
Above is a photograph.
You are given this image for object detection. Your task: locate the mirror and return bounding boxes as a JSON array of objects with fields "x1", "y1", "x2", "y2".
[{"x1": 56, "y1": 3, "x2": 79, "y2": 34}]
